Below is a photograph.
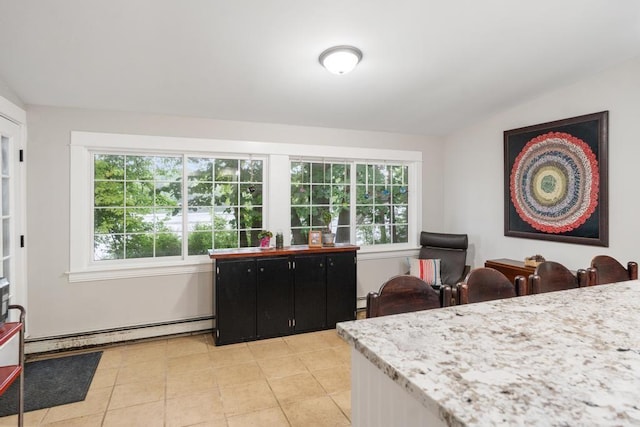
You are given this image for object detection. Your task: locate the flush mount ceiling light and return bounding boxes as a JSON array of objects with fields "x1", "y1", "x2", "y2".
[{"x1": 319, "y1": 45, "x2": 363, "y2": 75}]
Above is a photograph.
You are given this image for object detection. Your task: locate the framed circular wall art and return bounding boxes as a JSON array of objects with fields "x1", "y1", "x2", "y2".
[{"x1": 504, "y1": 111, "x2": 608, "y2": 246}]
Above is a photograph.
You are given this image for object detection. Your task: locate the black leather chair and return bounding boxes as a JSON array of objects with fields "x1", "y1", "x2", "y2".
[{"x1": 418, "y1": 231, "x2": 469, "y2": 288}]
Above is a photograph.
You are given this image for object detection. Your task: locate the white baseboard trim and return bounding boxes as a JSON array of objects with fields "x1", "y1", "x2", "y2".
[{"x1": 25, "y1": 317, "x2": 214, "y2": 354}]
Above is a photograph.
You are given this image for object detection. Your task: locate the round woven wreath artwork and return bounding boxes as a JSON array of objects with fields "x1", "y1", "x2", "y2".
[{"x1": 510, "y1": 131, "x2": 599, "y2": 234}]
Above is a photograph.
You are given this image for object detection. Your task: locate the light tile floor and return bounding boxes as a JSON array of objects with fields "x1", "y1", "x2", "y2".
[{"x1": 0, "y1": 329, "x2": 352, "y2": 427}]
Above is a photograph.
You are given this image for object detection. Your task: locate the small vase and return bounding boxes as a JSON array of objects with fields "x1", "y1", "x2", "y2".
[{"x1": 260, "y1": 237, "x2": 271, "y2": 248}]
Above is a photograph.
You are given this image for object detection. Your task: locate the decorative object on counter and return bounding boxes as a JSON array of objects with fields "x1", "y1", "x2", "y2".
[
  {"x1": 257, "y1": 230, "x2": 273, "y2": 248},
  {"x1": 308, "y1": 230, "x2": 322, "y2": 248},
  {"x1": 275, "y1": 231, "x2": 284, "y2": 249},
  {"x1": 524, "y1": 254, "x2": 545, "y2": 267},
  {"x1": 320, "y1": 210, "x2": 335, "y2": 246},
  {"x1": 504, "y1": 111, "x2": 609, "y2": 247}
]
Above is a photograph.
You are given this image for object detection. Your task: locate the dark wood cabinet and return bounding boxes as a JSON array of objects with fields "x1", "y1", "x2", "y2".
[
  {"x1": 215, "y1": 258, "x2": 257, "y2": 345},
  {"x1": 211, "y1": 245, "x2": 358, "y2": 346},
  {"x1": 256, "y1": 257, "x2": 292, "y2": 339},
  {"x1": 484, "y1": 258, "x2": 535, "y2": 284},
  {"x1": 293, "y1": 254, "x2": 327, "y2": 333},
  {"x1": 327, "y1": 252, "x2": 357, "y2": 327}
]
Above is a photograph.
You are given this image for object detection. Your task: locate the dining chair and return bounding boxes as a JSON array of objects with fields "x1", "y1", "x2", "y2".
[
  {"x1": 588, "y1": 255, "x2": 638, "y2": 285},
  {"x1": 528, "y1": 261, "x2": 589, "y2": 294},
  {"x1": 456, "y1": 267, "x2": 517, "y2": 304},
  {"x1": 366, "y1": 275, "x2": 451, "y2": 318}
]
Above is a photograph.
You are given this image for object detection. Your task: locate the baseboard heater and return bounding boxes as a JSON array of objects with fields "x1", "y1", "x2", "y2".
[{"x1": 25, "y1": 316, "x2": 214, "y2": 355}]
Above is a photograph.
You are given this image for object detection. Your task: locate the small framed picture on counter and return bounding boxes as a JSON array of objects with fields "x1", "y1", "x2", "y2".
[{"x1": 308, "y1": 231, "x2": 322, "y2": 247}]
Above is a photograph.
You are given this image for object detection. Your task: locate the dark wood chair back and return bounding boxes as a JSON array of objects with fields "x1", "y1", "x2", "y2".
[
  {"x1": 457, "y1": 267, "x2": 517, "y2": 304},
  {"x1": 528, "y1": 261, "x2": 589, "y2": 294},
  {"x1": 588, "y1": 255, "x2": 638, "y2": 285},
  {"x1": 366, "y1": 275, "x2": 450, "y2": 318}
]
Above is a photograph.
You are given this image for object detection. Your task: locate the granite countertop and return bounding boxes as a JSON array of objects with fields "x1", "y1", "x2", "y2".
[{"x1": 337, "y1": 281, "x2": 640, "y2": 426}]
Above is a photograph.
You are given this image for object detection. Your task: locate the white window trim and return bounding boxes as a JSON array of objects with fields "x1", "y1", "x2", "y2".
[{"x1": 69, "y1": 131, "x2": 422, "y2": 282}]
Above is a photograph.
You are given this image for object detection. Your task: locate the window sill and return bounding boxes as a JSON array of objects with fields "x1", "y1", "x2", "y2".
[
  {"x1": 67, "y1": 259, "x2": 214, "y2": 283},
  {"x1": 357, "y1": 245, "x2": 420, "y2": 261}
]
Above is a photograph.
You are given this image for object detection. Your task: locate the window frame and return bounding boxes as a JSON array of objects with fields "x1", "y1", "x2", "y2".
[{"x1": 69, "y1": 131, "x2": 422, "y2": 282}]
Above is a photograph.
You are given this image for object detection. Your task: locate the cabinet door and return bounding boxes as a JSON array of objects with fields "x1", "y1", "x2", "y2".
[
  {"x1": 256, "y1": 257, "x2": 292, "y2": 339},
  {"x1": 215, "y1": 259, "x2": 256, "y2": 345},
  {"x1": 327, "y1": 252, "x2": 357, "y2": 327},
  {"x1": 293, "y1": 255, "x2": 327, "y2": 332}
]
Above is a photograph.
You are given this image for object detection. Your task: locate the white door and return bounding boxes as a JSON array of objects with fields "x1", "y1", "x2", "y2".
[{"x1": 0, "y1": 116, "x2": 26, "y2": 319}]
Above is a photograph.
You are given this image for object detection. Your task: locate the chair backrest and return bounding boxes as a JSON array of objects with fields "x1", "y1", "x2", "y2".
[
  {"x1": 366, "y1": 275, "x2": 450, "y2": 318},
  {"x1": 588, "y1": 255, "x2": 639, "y2": 285},
  {"x1": 457, "y1": 267, "x2": 517, "y2": 304},
  {"x1": 528, "y1": 261, "x2": 589, "y2": 294},
  {"x1": 418, "y1": 231, "x2": 468, "y2": 286}
]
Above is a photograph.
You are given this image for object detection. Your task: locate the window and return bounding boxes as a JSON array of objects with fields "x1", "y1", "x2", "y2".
[
  {"x1": 290, "y1": 161, "x2": 350, "y2": 245},
  {"x1": 92, "y1": 153, "x2": 264, "y2": 262},
  {"x1": 71, "y1": 131, "x2": 421, "y2": 281},
  {"x1": 355, "y1": 163, "x2": 409, "y2": 245},
  {"x1": 186, "y1": 157, "x2": 263, "y2": 254}
]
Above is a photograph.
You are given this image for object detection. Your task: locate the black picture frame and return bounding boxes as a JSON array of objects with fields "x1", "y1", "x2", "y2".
[{"x1": 504, "y1": 111, "x2": 608, "y2": 246}]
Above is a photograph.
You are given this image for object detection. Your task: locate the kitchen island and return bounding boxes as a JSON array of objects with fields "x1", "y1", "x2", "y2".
[{"x1": 337, "y1": 280, "x2": 640, "y2": 426}]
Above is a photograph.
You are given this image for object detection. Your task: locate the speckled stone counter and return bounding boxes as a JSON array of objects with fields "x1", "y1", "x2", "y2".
[{"x1": 337, "y1": 280, "x2": 640, "y2": 426}]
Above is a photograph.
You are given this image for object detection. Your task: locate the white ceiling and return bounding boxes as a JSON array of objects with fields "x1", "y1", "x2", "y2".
[{"x1": 0, "y1": 1, "x2": 639, "y2": 136}]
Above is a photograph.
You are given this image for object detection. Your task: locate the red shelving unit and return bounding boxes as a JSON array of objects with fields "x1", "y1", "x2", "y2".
[{"x1": 0, "y1": 306, "x2": 25, "y2": 426}]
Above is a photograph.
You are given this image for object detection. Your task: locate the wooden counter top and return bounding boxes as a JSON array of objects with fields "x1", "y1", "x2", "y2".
[{"x1": 208, "y1": 244, "x2": 359, "y2": 260}]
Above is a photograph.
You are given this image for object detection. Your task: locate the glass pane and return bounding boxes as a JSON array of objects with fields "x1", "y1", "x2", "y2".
[
  {"x1": 1, "y1": 136, "x2": 9, "y2": 176},
  {"x1": 2, "y1": 218, "x2": 9, "y2": 256},
  {"x1": 154, "y1": 208, "x2": 181, "y2": 232},
  {"x1": 94, "y1": 182, "x2": 124, "y2": 207},
  {"x1": 291, "y1": 184, "x2": 310, "y2": 205},
  {"x1": 155, "y1": 181, "x2": 181, "y2": 207},
  {"x1": 356, "y1": 185, "x2": 373, "y2": 205},
  {"x1": 334, "y1": 207, "x2": 350, "y2": 227},
  {"x1": 290, "y1": 162, "x2": 310, "y2": 184},
  {"x1": 240, "y1": 184, "x2": 262, "y2": 205},
  {"x1": 188, "y1": 208, "x2": 213, "y2": 231},
  {"x1": 125, "y1": 234, "x2": 154, "y2": 258},
  {"x1": 188, "y1": 182, "x2": 212, "y2": 206},
  {"x1": 374, "y1": 165, "x2": 388, "y2": 185},
  {"x1": 375, "y1": 187, "x2": 391, "y2": 204},
  {"x1": 189, "y1": 231, "x2": 212, "y2": 255},
  {"x1": 391, "y1": 165, "x2": 407, "y2": 185},
  {"x1": 393, "y1": 225, "x2": 409, "y2": 243},
  {"x1": 2, "y1": 178, "x2": 8, "y2": 212},
  {"x1": 331, "y1": 164, "x2": 349, "y2": 184},
  {"x1": 240, "y1": 159, "x2": 262, "y2": 182},
  {"x1": 94, "y1": 208, "x2": 125, "y2": 233},
  {"x1": 125, "y1": 208, "x2": 154, "y2": 233},
  {"x1": 375, "y1": 225, "x2": 392, "y2": 244},
  {"x1": 214, "y1": 207, "x2": 238, "y2": 230},
  {"x1": 291, "y1": 207, "x2": 310, "y2": 228},
  {"x1": 214, "y1": 183, "x2": 238, "y2": 206},
  {"x1": 155, "y1": 233, "x2": 182, "y2": 257},
  {"x1": 311, "y1": 185, "x2": 330, "y2": 204},
  {"x1": 311, "y1": 163, "x2": 329, "y2": 183},
  {"x1": 291, "y1": 228, "x2": 309, "y2": 246},
  {"x1": 125, "y1": 181, "x2": 154, "y2": 207},
  {"x1": 356, "y1": 226, "x2": 374, "y2": 245},
  {"x1": 125, "y1": 156, "x2": 154, "y2": 180},
  {"x1": 94, "y1": 154, "x2": 124, "y2": 180},
  {"x1": 393, "y1": 205, "x2": 408, "y2": 224},
  {"x1": 240, "y1": 229, "x2": 258, "y2": 247},
  {"x1": 215, "y1": 231, "x2": 238, "y2": 249},
  {"x1": 187, "y1": 157, "x2": 213, "y2": 181},
  {"x1": 356, "y1": 206, "x2": 373, "y2": 225},
  {"x1": 215, "y1": 159, "x2": 239, "y2": 182},
  {"x1": 154, "y1": 157, "x2": 182, "y2": 181},
  {"x1": 335, "y1": 226, "x2": 350, "y2": 244},
  {"x1": 240, "y1": 207, "x2": 262, "y2": 229},
  {"x1": 392, "y1": 186, "x2": 409, "y2": 204},
  {"x1": 94, "y1": 234, "x2": 124, "y2": 260},
  {"x1": 375, "y1": 206, "x2": 391, "y2": 224},
  {"x1": 332, "y1": 185, "x2": 349, "y2": 205}
]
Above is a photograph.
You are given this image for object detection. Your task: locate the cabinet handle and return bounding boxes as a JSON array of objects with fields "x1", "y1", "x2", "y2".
[
  {"x1": 319, "y1": 263, "x2": 324, "y2": 267},
  {"x1": 247, "y1": 268, "x2": 251, "y2": 273},
  {"x1": 260, "y1": 267, "x2": 264, "y2": 272}
]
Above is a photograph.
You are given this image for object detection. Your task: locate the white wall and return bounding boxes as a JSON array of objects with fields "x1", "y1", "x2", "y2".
[
  {"x1": 443, "y1": 56, "x2": 640, "y2": 271},
  {"x1": 26, "y1": 106, "x2": 444, "y2": 339}
]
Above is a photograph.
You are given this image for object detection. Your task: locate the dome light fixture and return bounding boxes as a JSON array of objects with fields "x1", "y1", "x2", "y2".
[{"x1": 319, "y1": 45, "x2": 363, "y2": 75}]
